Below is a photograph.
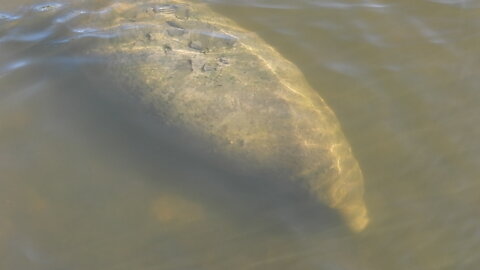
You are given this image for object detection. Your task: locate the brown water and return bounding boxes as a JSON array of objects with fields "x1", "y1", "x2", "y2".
[{"x1": 1, "y1": 0, "x2": 479, "y2": 269}]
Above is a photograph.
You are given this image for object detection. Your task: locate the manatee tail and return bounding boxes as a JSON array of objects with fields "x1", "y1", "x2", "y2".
[
  {"x1": 311, "y1": 155, "x2": 369, "y2": 232},
  {"x1": 295, "y1": 121, "x2": 369, "y2": 232}
]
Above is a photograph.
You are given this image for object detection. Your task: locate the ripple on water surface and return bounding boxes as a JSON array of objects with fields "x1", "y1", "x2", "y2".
[{"x1": 2, "y1": 0, "x2": 480, "y2": 269}]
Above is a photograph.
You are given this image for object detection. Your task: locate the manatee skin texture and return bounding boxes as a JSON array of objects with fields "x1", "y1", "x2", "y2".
[{"x1": 79, "y1": 0, "x2": 369, "y2": 231}]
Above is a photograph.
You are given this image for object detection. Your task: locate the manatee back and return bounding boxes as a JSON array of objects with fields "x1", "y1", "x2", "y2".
[{"x1": 79, "y1": 0, "x2": 369, "y2": 232}]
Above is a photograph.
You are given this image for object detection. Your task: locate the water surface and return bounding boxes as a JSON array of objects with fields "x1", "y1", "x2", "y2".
[{"x1": 1, "y1": 0, "x2": 479, "y2": 269}]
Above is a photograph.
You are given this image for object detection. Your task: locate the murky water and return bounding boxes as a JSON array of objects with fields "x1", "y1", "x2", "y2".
[{"x1": 1, "y1": 0, "x2": 479, "y2": 269}]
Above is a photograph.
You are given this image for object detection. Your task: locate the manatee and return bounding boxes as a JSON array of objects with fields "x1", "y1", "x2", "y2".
[{"x1": 66, "y1": 0, "x2": 368, "y2": 231}]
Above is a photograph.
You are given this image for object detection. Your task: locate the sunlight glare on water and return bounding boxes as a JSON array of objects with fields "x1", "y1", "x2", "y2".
[{"x1": 1, "y1": 0, "x2": 480, "y2": 269}]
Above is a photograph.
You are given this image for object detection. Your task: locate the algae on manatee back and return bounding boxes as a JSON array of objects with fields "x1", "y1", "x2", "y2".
[{"x1": 80, "y1": 0, "x2": 369, "y2": 232}]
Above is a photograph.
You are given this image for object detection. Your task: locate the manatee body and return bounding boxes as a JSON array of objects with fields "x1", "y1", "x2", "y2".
[{"x1": 78, "y1": 0, "x2": 368, "y2": 231}]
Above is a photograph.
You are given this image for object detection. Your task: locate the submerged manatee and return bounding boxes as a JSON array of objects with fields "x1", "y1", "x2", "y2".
[{"x1": 71, "y1": 0, "x2": 368, "y2": 231}]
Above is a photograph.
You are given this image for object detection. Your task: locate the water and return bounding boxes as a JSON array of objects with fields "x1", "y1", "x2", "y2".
[{"x1": 1, "y1": 0, "x2": 479, "y2": 269}]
